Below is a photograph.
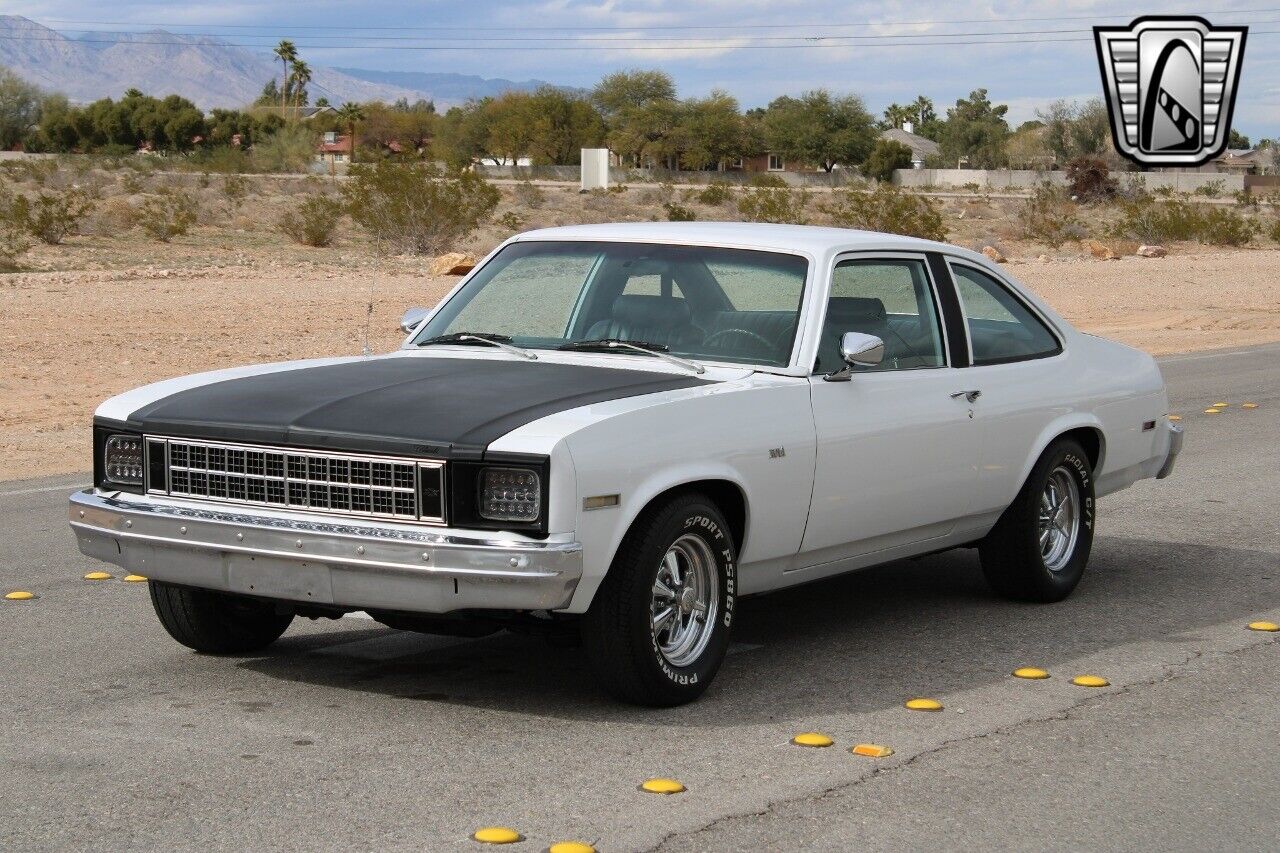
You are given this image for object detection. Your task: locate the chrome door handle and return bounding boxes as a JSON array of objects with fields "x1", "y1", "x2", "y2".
[{"x1": 951, "y1": 390, "x2": 981, "y2": 403}]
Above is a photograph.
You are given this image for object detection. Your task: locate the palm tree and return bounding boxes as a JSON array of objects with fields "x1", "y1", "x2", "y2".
[
  {"x1": 290, "y1": 60, "x2": 312, "y2": 114},
  {"x1": 337, "y1": 102, "x2": 365, "y2": 165},
  {"x1": 273, "y1": 40, "x2": 297, "y2": 116}
]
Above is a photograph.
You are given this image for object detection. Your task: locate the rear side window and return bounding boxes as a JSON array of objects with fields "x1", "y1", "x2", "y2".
[{"x1": 952, "y1": 265, "x2": 1061, "y2": 364}]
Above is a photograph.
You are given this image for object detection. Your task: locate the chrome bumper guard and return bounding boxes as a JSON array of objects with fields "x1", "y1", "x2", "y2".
[
  {"x1": 69, "y1": 489, "x2": 582, "y2": 614},
  {"x1": 1156, "y1": 421, "x2": 1184, "y2": 480}
]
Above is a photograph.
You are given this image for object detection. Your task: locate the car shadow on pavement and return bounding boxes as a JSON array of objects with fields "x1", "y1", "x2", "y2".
[{"x1": 237, "y1": 534, "x2": 1279, "y2": 722}]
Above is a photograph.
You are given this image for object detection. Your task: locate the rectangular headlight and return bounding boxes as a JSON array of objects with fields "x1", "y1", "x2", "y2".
[
  {"x1": 477, "y1": 467, "x2": 542, "y2": 522},
  {"x1": 103, "y1": 434, "x2": 144, "y2": 487}
]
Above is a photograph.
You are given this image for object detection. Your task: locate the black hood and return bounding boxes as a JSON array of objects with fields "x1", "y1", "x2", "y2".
[{"x1": 111, "y1": 356, "x2": 712, "y2": 459}]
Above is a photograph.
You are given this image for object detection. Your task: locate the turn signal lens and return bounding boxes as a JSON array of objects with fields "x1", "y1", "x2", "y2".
[
  {"x1": 104, "y1": 435, "x2": 144, "y2": 486},
  {"x1": 477, "y1": 467, "x2": 541, "y2": 522}
]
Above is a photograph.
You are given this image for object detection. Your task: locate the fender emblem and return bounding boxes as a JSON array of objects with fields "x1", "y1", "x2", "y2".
[{"x1": 768, "y1": 447, "x2": 786, "y2": 459}]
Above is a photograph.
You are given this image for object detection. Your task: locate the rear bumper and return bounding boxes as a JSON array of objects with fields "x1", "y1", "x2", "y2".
[
  {"x1": 69, "y1": 489, "x2": 582, "y2": 614},
  {"x1": 1156, "y1": 421, "x2": 1184, "y2": 479}
]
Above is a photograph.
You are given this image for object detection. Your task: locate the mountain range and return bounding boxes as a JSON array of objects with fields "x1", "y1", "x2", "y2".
[{"x1": 0, "y1": 16, "x2": 561, "y2": 110}]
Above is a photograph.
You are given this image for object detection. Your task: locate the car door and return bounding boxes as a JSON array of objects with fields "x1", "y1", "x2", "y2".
[
  {"x1": 798, "y1": 252, "x2": 981, "y2": 570},
  {"x1": 944, "y1": 259, "x2": 1068, "y2": 525}
]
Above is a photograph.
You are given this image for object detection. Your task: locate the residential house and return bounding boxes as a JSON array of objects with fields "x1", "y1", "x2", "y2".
[
  {"x1": 316, "y1": 131, "x2": 352, "y2": 170},
  {"x1": 879, "y1": 122, "x2": 940, "y2": 168}
]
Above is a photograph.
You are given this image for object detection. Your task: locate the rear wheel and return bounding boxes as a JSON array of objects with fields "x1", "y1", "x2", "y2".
[
  {"x1": 582, "y1": 493, "x2": 736, "y2": 706},
  {"x1": 149, "y1": 580, "x2": 293, "y2": 654},
  {"x1": 980, "y1": 439, "x2": 1095, "y2": 602}
]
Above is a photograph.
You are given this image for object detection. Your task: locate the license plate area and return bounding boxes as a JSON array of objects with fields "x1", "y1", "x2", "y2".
[{"x1": 225, "y1": 555, "x2": 334, "y2": 604}]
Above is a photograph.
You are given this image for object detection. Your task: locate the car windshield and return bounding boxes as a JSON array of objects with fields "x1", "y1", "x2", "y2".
[{"x1": 412, "y1": 240, "x2": 809, "y2": 368}]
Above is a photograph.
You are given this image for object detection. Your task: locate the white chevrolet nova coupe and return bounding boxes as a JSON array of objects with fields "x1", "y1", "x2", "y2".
[{"x1": 71, "y1": 223, "x2": 1182, "y2": 705}]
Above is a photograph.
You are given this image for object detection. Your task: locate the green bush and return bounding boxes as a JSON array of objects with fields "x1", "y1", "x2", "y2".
[
  {"x1": 1193, "y1": 179, "x2": 1226, "y2": 198},
  {"x1": 138, "y1": 191, "x2": 197, "y2": 242},
  {"x1": 862, "y1": 139, "x2": 914, "y2": 183},
  {"x1": 278, "y1": 195, "x2": 343, "y2": 247},
  {"x1": 737, "y1": 186, "x2": 809, "y2": 224},
  {"x1": 664, "y1": 202, "x2": 697, "y2": 221},
  {"x1": 223, "y1": 174, "x2": 250, "y2": 206},
  {"x1": 6, "y1": 189, "x2": 93, "y2": 245},
  {"x1": 120, "y1": 172, "x2": 146, "y2": 194},
  {"x1": 495, "y1": 210, "x2": 524, "y2": 230},
  {"x1": 1019, "y1": 184, "x2": 1083, "y2": 247},
  {"x1": 341, "y1": 161, "x2": 500, "y2": 255},
  {"x1": 696, "y1": 181, "x2": 734, "y2": 205},
  {"x1": 0, "y1": 220, "x2": 33, "y2": 269},
  {"x1": 822, "y1": 183, "x2": 945, "y2": 241},
  {"x1": 1269, "y1": 217, "x2": 1280, "y2": 244},
  {"x1": 252, "y1": 125, "x2": 316, "y2": 173},
  {"x1": 748, "y1": 172, "x2": 788, "y2": 188},
  {"x1": 1112, "y1": 197, "x2": 1257, "y2": 246},
  {"x1": 512, "y1": 181, "x2": 545, "y2": 209}
]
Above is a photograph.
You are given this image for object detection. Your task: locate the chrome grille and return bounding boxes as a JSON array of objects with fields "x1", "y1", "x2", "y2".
[{"x1": 148, "y1": 437, "x2": 443, "y2": 523}]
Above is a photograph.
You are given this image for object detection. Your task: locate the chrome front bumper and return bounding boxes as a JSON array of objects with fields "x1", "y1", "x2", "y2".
[
  {"x1": 69, "y1": 489, "x2": 582, "y2": 614},
  {"x1": 1156, "y1": 421, "x2": 1184, "y2": 479}
]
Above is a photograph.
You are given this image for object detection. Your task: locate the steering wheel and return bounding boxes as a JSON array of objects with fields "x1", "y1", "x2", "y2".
[{"x1": 703, "y1": 327, "x2": 776, "y2": 354}]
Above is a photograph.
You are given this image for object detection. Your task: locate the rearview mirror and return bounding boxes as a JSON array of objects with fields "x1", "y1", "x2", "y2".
[
  {"x1": 824, "y1": 332, "x2": 884, "y2": 382},
  {"x1": 400, "y1": 307, "x2": 429, "y2": 334}
]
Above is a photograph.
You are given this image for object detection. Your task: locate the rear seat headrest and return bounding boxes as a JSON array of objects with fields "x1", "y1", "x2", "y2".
[
  {"x1": 825, "y1": 296, "x2": 887, "y2": 325},
  {"x1": 612, "y1": 294, "x2": 692, "y2": 328}
]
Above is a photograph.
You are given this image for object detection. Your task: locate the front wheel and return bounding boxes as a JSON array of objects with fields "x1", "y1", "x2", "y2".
[
  {"x1": 979, "y1": 439, "x2": 1095, "y2": 602},
  {"x1": 149, "y1": 580, "x2": 294, "y2": 654},
  {"x1": 582, "y1": 493, "x2": 736, "y2": 706}
]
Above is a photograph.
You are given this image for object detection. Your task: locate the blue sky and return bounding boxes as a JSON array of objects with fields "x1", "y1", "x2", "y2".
[{"x1": 11, "y1": 0, "x2": 1280, "y2": 138}]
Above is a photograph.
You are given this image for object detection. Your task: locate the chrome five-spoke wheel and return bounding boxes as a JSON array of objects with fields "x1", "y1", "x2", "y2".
[
  {"x1": 1039, "y1": 465, "x2": 1080, "y2": 572},
  {"x1": 650, "y1": 533, "x2": 719, "y2": 667}
]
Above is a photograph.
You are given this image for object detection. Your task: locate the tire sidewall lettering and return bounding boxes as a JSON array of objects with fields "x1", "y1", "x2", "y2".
[{"x1": 653, "y1": 509, "x2": 735, "y2": 685}]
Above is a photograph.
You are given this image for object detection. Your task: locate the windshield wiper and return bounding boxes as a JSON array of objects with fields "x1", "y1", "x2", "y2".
[
  {"x1": 559, "y1": 338, "x2": 705, "y2": 375},
  {"x1": 418, "y1": 332, "x2": 537, "y2": 360}
]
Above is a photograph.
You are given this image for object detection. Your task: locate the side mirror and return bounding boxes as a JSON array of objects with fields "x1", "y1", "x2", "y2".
[
  {"x1": 400, "y1": 307, "x2": 429, "y2": 334},
  {"x1": 824, "y1": 332, "x2": 884, "y2": 382}
]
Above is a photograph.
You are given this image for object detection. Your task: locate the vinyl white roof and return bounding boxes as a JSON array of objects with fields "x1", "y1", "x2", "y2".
[{"x1": 512, "y1": 222, "x2": 964, "y2": 259}]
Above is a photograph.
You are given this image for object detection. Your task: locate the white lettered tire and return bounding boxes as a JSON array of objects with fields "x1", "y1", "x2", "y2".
[{"x1": 582, "y1": 492, "x2": 736, "y2": 706}]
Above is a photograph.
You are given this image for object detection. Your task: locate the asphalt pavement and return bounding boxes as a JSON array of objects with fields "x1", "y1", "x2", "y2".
[{"x1": 2, "y1": 343, "x2": 1278, "y2": 852}]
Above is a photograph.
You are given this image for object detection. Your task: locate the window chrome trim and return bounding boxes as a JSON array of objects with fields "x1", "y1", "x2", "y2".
[{"x1": 945, "y1": 258, "x2": 1067, "y2": 366}]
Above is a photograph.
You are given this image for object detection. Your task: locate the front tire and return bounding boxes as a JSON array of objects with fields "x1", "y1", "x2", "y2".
[
  {"x1": 149, "y1": 580, "x2": 294, "y2": 654},
  {"x1": 979, "y1": 439, "x2": 1095, "y2": 602},
  {"x1": 582, "y1": 492, "x2": 736, "y2": 706}
]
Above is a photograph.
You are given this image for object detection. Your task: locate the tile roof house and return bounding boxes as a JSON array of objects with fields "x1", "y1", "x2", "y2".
[{"x1": 879, "y1": 123, "x2": 940, "y2": 168}]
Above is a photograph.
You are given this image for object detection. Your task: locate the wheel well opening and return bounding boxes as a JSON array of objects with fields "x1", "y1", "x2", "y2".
[
  {"x1": 641, "y1": 480, "x2": 747, "y2": 556},
  {"x1": 1061, "y1": 426, "x2": 1103, "y2": 471}
]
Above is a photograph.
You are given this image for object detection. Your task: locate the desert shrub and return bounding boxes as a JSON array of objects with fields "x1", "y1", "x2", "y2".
[
  {"x1": 88, "y1": 197, "x2": 136, "y2": 236},
  {"x1": 1233, "y1": 190, "x2": 1258, "y2": 208},
  {"x1": 748, "y1": 172, "x2": 788, "y2": 188},
  {"x1": 0, "y1": 221, "x2": 32, "y2": 269},
  {"x1": 1065, "y1": 156, "x2": 1117, "y2": 202},
  {"x1": 1112, "y1": 197, "x2": 1257, "y2": 246},
  {"x1": 6, "y1": 189, "x2": 93, "y2": 244},
  {"x1": 961, "y1": 181, "x2": 982, "y2": 194},
  {"x1": 197, "y1": 172, "x2": 211, "y2": 189},
  {"x1": 138, "y1": 190, "x2": 197, "y2": 242},
  {"x1": 341, "y1": 160, "x2": 500, "y2": 255},
  {"x1": 495, "y1": 210, "x2": 524, "y2": 230},
  {"x1": 252, "y1": 125, "x2": 316, "y2": 173},
  {"x1": 1268, "y1": 217, "x2": 1280, "y2": 244},
  {"x1": 1193, "y1": 179, "x2": 1226, "y2": 198},
  {"x1": 223, "y1": 174, "x2": 250, "y2": 206},
  {"x1": 737, "y1": 186, "x2": 809, "y2": 224},
  {"x1": 278, "y1": 195, "x2": 343, "y2": 247},
  {"x1": 822, "y1": 183, "x2": 945, "y2": 241},
  {"x1": 0, "y1": 159, "x2": 57, "y2": 186},
  {"x1": 862, "y1": 139, "x2": 914, "y2": 183},
  {"x1": 512, "y1": 181, "x2": 545, "y2": 209},
  {"x1": 606, "y1": 184, "x2": 628, "y2": 194},
  {"x1": 664, "y1": 202, "x2": 696, "y2": 221},
  {"x1": 1019, "y1": 184, "x2": 1083, "y2": 247},
  {"x1": 696, "y1": 180, "x2": 734, "y2": 205}
]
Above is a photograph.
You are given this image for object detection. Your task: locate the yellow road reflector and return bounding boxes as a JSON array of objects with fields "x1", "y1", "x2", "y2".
[
  {"x1": 84, "y1": 571, "x2": 113, "y2": 580},
  {"x1": 1212, "y1": 402, "x2": 1229, "y2": 408},
  {"x1": 792, "y1": 732, "x2": 834, "y2": 748},
  {"x1": 549, "y1": 843, "x2": 596, "y2": 853},
  {"x1": 1072, "y1": 675, "x2": 1110, "y2": 687},
  {"x1": 640, "y1": 778, "x2": 686, "y2": 795},
  {"x1": 1167, "y1": 414, "x2": 1182, "y2": 422},
  {"x1": 1242, "y1": 402, "x2": 1258, "y2": 409},
  {"x1": 5, "y1": 590, "x2": 35, "y2": 601},
  {"x1": 904, "y1": 698, "x2": 943, "y2": 711},
  {"x1": 472, "y1": 827, "x2": 522, "y2": 844},
  {"x1": 1013, "y1": 667, "x2": 1050, "y2": 679},
  {"x1": 1247, "y1": 620, "x2": 1279, "y2": 632},
  {"x1": 1203, "y1": 408, "x2": 1221, "y2": 415},
  {"x1": 123, "y1": 574, "x2": 148, "y2": 583},
  {"x1": 851, "y1": 743, "x2": 894, "y2": 758}
]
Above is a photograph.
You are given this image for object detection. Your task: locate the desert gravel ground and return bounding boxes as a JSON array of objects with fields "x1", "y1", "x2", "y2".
[{"x1": 3, "y1": 245, "x2": 1278, "y2": 482}]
